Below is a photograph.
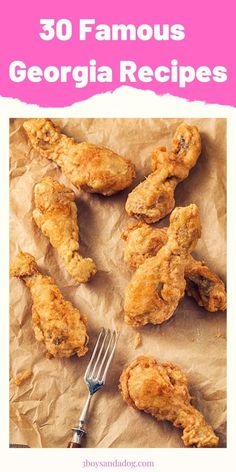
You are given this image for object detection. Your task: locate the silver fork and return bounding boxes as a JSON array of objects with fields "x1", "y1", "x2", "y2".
[{"x1": 67, "y1": 328, "x2": 119, "y2": 448}]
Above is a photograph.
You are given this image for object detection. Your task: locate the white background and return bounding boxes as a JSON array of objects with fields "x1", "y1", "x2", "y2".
[{"x1": 0, "y1": 87, "x2": 235, "y2": 471}]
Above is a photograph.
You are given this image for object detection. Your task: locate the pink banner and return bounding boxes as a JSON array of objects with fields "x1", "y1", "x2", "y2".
[{"x1": 0, "y1": 0, "x2": 234, "y2": 107}]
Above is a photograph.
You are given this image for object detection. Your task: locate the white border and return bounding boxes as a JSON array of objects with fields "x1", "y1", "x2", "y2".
[{"x1": 1, "y1": 87, "x2": 235, "y2": 471}]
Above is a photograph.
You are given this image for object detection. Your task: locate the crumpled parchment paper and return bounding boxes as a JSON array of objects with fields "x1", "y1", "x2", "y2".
[{"x1": 10, "y1": 118, "x2": 226, "y2": 448}]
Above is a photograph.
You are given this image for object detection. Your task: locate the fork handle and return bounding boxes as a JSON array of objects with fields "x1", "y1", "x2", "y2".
[
  {"x1": 67, "y1": 427, "x2": 86, "y2": 448},
  {"x1": 67, "y1": 441, "x2": 82, "y2": 448}
]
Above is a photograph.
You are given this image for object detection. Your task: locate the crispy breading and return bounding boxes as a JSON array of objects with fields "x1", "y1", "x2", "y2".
[
  {"x1": 33, "y1": 177, "x2": 96, "y2": 283},
  {"x1": 10, "y1": 252, "x2": 88, "y2": 358},
  {"x1": 119, "y1": 356, "x2": 219, "y2": 448},
  {"x1": 122, "y1": 221, "x2": 167, "y2": 269},
  {"x1": 124, "y1": 205, "x2": 201, "y2": 326},
  {"x1": 125, "y1": 123, "x2": 201, "y2": 223},
  {"x1": 14, "y1": 369, "x2": 33, "y2": 386},
  {"x1": 122, "y1": 221, "x2": 226, "y2": 312},
  {"x1": 185, "y1": 257, "x2": 226, "y2": 312},
  {"x1": 23, "y1": 119, "x2": 136, "y2": 196},
  {"x1": 134, "y1": 332, "x2": 142, "y2": 349}
]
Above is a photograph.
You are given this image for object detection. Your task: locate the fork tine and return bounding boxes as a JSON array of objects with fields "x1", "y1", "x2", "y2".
[
  {"x1": 84, "y1": 328, "x2": 105, "y2": 380},
  {"x1": 89, "y1": 329, "x2": 110, "y2": 379},
  {"x1": 101, "y1": 330, "x2": 118, "y2": 382},
  {"x1": 96, "y1": 330, "x2": 115, "y2": 380}
]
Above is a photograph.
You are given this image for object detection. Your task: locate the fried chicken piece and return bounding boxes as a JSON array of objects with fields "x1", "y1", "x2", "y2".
[
  {"x1": 124, "y1": 204, "x2": 201, "y2": 326},
  {"x1": 23, "y1": 119, "x2": 136, "y2": 196},
  {"x1": 10, "y1": 252, "x2": 88, "y2": 358},
  {"x1": 33, "y1": 177, "x2": 96, "y2": 283},
  {"x1": 120, "y1": 356, "x2": 219, "y2": 448},
  {"x1": 125, "y1": 123, "x2": 201, "y2": 223},
  {"x1": 185, "y1": 258, "x2": 226, "y2": 312},
  {"x1": 122, "y1": 222, "x2": 226, "y2": 312}
]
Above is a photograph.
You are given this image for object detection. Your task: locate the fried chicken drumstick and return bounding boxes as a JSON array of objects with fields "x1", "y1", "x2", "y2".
[
  {"x1": 33, "y1": 177, "x2": 96, "y2": 283},
  {"x1": 122, "y1": 222, "x2": 226, "y2": 312},
  {"x1": 23, "y1": 119, "x2": 136, "y2": 196},
  {"x1": 125, "y1": 123, "x2": 201, "y2": 223},
  {"x1": 120, "y1": 356, "x2": 219, "y2": 448},
  {"x1": 124, "y1": 204, "x2": 201, "y2": 326},
  {"x1": 10, "y1": 252, "x2": 88, "y2": 358}
]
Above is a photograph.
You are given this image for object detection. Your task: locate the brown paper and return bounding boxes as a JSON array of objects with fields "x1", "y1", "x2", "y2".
[{"x1": 10, "y1": 118, "x2": 226, "y2": 448}]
